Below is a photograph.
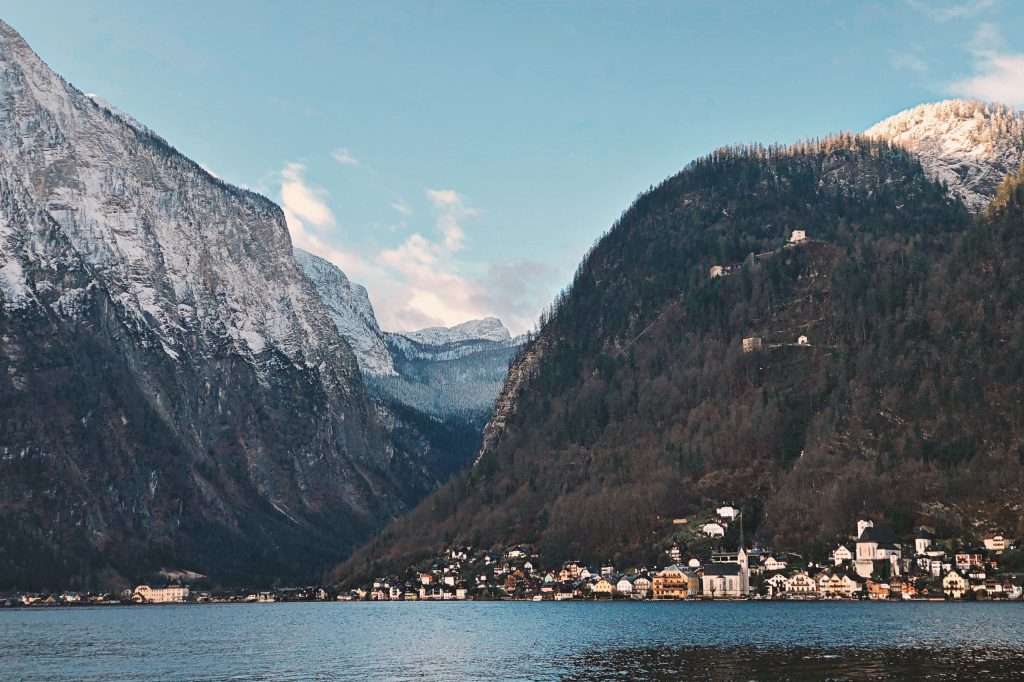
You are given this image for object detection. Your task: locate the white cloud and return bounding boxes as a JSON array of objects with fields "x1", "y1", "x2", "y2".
[
  {"x1": 281, "y1": 162, "x2": 335, "y2": 229},
  {"x1": 278, "y1": 164, "x2": 553, "y2": 334},
  {"x1": 906, "y1": 0, "x2": 995, "y2": 22},
  {"x1": 890, "y1": 51, "x2": 928, "y2": 74},
  {"x1": 949, "y1": 23, "x2": 1024, "y2": 107},
  {"x1": 426, "y1": 188, "x2": 478, "y2": 252},
  {"x1": 391, "y1": 199, "x2": 413, "y2": 217},
  {"x1": 331, "y1": 147, "x2": 360, "y2": 166}
]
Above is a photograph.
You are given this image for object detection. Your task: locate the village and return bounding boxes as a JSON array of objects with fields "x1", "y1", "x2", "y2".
[
  {"x1": 346, "y1": 507, "x2": 1024, "y2": 603},
  {"x1": 3, "y1": 510, "x2": 1023, "y2": 608}
]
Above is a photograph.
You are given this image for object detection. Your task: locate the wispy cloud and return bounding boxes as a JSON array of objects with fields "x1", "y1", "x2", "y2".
[
  {"x1": 948, "y1": 23, "x2": 1024, "y2": 107},
  {"x1": 391, "y1": 199, "x2": 413, "y2": 217},
  {"x1": 890, "y1": 51, "x2": 929, "y2": 74},
  {"x1": 426, "y1": 188, "x2": 477, "y2": 252},
  {"x1": 280, "y1": 164, "x2": 554, "y2": 335},
  {"x1": 281, "y1": 162, "x2": 334, "y2": 228},
  {"x1": 331, "y1": 147, "x2": 360, "y2": 166},
  {"x1": 906, "y1": 0, "x2": 995, "y2": 22}
]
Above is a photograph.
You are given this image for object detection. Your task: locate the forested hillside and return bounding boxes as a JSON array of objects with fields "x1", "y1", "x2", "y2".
[{"x1": 338, "y1": 137, "x2": 1024, "y2": 581}]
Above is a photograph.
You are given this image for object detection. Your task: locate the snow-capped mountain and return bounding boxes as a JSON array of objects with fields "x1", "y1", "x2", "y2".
[
  {"x1": 293, "y1": 249, "x2": 522, "y2": 420},
  {"x1": 0, "y1": 19, "x2": 446, "y2": 589},
  {"x1": 295, "y1": 248, "x2": 395, "y2": 376},
  {"x1": 404, "y1": 317, "x2": 512, "y2": 346},
  {"x1": 865, "y1": 99, "x2": 1024, "y2": 212}
]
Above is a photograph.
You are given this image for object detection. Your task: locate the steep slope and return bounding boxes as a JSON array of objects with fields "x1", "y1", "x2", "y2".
[
  {"x1": 294, "y1": 248, "x2": 395, "y2": 376},
  {"x1": 0, "y1": 20, "x2": 423, "y2": 590},
  {"x1": 338, "y1": 136, "x2": 1024, "y2": 581},
  {"x1": 865, "y1": 99, "x2": 1024, "y2": 213}
]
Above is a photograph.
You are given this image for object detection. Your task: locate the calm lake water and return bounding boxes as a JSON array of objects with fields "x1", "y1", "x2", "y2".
[{"x1": 2, "y1": 601, "x2": 1023, "y2": 681}]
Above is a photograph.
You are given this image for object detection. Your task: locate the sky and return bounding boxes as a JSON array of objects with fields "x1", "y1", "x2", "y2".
[{"x1": 4, "y1": 1, "x2": 1024, "y2": 334}]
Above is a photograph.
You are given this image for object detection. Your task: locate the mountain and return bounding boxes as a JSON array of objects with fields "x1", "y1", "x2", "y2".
[
  {"x1": 0, "y1": 20, "x2": 442, "y2": 590},
  {"x1": 294, "y1": 248, "x2": 395, "y2": 376},
  {"x1": 865, "y1": 100, "x2": 1024, "y2": 213},
  {"x1": 293, "y1": 249, "x2": 521, "y2": 422},
  {"x1": 337, "y1": 133, "x2": 1024, "y2": 582},
  {"x1": 404, "y1": 317, "x2": 512, "y2": 346}
]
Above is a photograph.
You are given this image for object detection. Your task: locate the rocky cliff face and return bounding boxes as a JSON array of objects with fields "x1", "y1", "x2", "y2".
[
  {"x1": 865, "y1": 100, "x2": 1024, "y2": 213},
  {"x1": 0, "y1": 20, "x2": 422, "y2": 590}
]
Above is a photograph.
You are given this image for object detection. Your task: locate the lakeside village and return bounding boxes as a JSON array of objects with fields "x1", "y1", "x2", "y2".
[
  {"x1": 10, "y1": 508, "x2": 1021, "y2": 608},
  {"x1": 346, "y1": 511, "x2": 1024, "y2": 603}
]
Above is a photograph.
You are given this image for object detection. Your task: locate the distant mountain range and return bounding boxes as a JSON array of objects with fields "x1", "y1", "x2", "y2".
[{"x1": 338, "y1": 101, "x2": 1024, "y2": 583}]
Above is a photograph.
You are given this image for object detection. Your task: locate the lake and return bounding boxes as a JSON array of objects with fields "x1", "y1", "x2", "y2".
[{"x1": 2, "y1": 601, "x2": 1023, "y2": 680}]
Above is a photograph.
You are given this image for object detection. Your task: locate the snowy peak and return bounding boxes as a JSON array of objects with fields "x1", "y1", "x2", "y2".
[
  {"x1": 864, "y1": 99, "x2": 1024, "y2": 212},
  {"x1": 404, "y1": 317, "x2": 512, "y2": 346},
  {"x1": 295, "y1": 248, "x2": 395, "y2": 376}
]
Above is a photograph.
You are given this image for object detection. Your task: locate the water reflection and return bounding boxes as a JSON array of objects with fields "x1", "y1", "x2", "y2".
[{"x1": 564, "y1": 645, "x2": 1024, "y2": 681}]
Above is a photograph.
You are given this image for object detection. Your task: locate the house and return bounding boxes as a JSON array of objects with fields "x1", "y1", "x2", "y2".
[
  {"x1": 983, "y1": 535, "x2": 1009, "y2": 553},
  {"x1": 765, "y1": 573, "x2": 789, "y2": 598},
  {"x1": 943, "y1": 570, "x2": 969, "y2": 599},
  {"x1": 702, "y1": 563, "x2": 748, "y2": 598},
  {"x1": 716, "y1": 505, "x2": 740, "y2": 521},
  {"x1": 615, "y1": 577, "x2": 633, "y2": 596},
  {"x1": 667, "y1": 545, "x2": 682, "y2": 563},
  {"x1": 741, "y1": 337, "x2": 764, "y2": 353},
  {"x1": 701, "y1": 522, "x2": 726, "y2": 538},
  {"x1": 866, "y1": 580, "x2": 891, "y2": 601},
  {"x1": 632, "y1": 576, "x2": 652, "y2": 599},
  {"x1": 709, "y1": 265, "x2": 725, "y2": 279},
  {"x1": 652, "y1": 565, "x2": 698, "y2": 599},
  {"x1": 832, "y1": 545, "x2": 853, "y2": 566},
  {"x1": 955, "y1": 549, "x2": 985, "y2": 571},
  {"x1": 784, "y1": 572, "x2": 817, "y2": 596},
  {"x1": 763, "y1": 556, "x2": 787, "y2": 572},
  {"x1": 592, "y1": 577, "x2": 615, "y2": 597},
  {"x1": 789, "y1": 229, "x2": 807, "y2": 244},
  {"x1": 914, "y1": 529, "x2": 935, "y2": 555},
  {"x1": 796, "y1": 335, "x2": 809, "y2": 345},
  {"x1": 132, "y1": 585, "x2": 189, "y2": 604}
]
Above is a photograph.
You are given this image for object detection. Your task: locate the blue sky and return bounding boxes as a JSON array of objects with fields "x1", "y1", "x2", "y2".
[{"x1": 4, "y1": 1, "x2": 1023, "y2": 333}]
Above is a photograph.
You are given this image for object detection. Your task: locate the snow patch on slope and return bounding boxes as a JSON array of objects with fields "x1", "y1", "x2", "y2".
[
  {"x1": 295, "y1": 248, "x2": 395, "y2": 376},
  {"x1": 404, "y1": 317, "x2": 511, "y2": 346},
  {"x1": 864, "y1": 99, "x2": 1024, "y2": 212}
]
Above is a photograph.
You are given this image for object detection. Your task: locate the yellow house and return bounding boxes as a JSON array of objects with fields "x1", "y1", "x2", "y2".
[{"x1": 653, "y1": 565, "x2": 697, "y2": 599}]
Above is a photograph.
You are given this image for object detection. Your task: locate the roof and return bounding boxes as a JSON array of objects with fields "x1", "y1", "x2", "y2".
[
  {"x1": 858, "y1": 526, "x2": 898, "y2": 545},
  {"x1": 703, "y1": 563, "x2": 741, "y2": 576}
]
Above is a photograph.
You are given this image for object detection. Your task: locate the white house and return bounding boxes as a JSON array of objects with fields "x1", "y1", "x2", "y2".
[
  {"x1": 132, "y1": 585, "x2": 189, "y2": 604},
  {"x1": 765, "y1": 573, "x2": 789, "y2": 598},
  {"x1": 716, "y1": 506, "x2": 740, "y2": 521},
  {"x1": 615, "y1": 577, "x2": 634, "y2": 596},
  {"x1": 763, "y1": 556, "x2": 788, "y2": 572},
  {"x1": 832, "y1": 545, "x2": 853, "y2": 566},
  {"x1": 701, "y1": 522, "x2": 726, "y2": 538},
  {"x1": 789, "y1": 229, "x2": 807, "y2": 244},
  {"x1": 709, "y1": 265, "x2": 725, "y2": 279},
  {"x1": 796, "y1": 335, "x2": 809, "y2": 345},
  {"x1": 914, "y1": 529, "x2": 935, "y2": 556},
  {"x1": 943, "y1": 570, "x2": 969, "y2": 599},
  {"x1": 785, "y1": 572, "x2": 817, "y2": 596}
]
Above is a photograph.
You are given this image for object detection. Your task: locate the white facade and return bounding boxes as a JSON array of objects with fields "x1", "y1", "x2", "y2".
[
  {"x1": 789, "y1": 229, "x2": 807, "y2": 244},
  {"x1": 701, "y1": 522, "x2": 726, "y2": 538},
  {"x1": 133, "y1": 585, "x2": 189, "y2": 604}
]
